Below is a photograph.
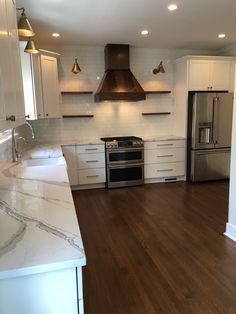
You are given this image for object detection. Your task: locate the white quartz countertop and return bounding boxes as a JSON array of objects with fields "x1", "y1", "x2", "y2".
[{"x1": 0, "y1": 149, "x2": 86, "y2": 280}]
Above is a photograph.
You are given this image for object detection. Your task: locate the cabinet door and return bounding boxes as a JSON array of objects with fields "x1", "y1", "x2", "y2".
[
  {"x1": 40, "y1": 55, "x2": 60, "y2": 118},
  {"x1": 210, "y1": 60, "x2": 230, "y2": 91},
  {"x1": 77, "y1": 152, "x2": 105, "y2": 170},
  {"x1": 188, "y1": 60, "x2": 211, "y2": 91},
  {"x1": 20, "y1": 44, "x2": 36, "y2": 120},
  {"x1": 62, "y1": 145, "x2": 78, "y2": 186},
  {"x1": 31, "y1": 54, "x2": 45, "y2": 119},
  {"x1": 5, "y1": 0, "x2": 25, "y2": 125},
  {"x1": 0, "y1": 0, "x2": 8, "y2": 131}
]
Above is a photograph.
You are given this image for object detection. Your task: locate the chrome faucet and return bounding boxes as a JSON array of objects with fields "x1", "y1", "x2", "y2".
[
  {"x1": 11, "y1": 122, "x2": 35, "y2": 162},
  {"x1": 12, "y1": 128, "x2": 19, "y2": 162},
  {"x1": 25, "y1": 121, "x2": 35, "y2": 139}
]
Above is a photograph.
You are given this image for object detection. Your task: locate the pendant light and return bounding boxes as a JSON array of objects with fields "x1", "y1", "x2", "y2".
[
  {"x1": 71, "y1": 58, "x2": 81, "y2": 74},
  {"x1": 24, "y1": 38, "x2": 39, "y2": 54},
  {"x1": 17, "y1": 8, "x2": 35, "y2": 37},
  {"x1": 153, "y1": 61, "x2": 166, "y2": 74}
]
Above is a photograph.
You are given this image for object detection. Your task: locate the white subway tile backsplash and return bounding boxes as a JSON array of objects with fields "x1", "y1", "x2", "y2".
[{"x1": 28, "y1": 46, "x2": 213, "y2": 143}]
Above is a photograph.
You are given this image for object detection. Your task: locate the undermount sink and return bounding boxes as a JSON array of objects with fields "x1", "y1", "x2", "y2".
[{"x1": 21, "y1": 157, "x2": 65, "y2": 167}]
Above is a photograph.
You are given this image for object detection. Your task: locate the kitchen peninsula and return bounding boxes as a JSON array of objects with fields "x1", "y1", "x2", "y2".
[{"x1": 0, "y1": 147, "x2": 86, "y2": 314}]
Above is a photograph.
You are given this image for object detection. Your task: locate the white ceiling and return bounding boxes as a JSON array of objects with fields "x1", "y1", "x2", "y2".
[{"x1": 16, "y1": 0, "x2": 236, "y2": 50}]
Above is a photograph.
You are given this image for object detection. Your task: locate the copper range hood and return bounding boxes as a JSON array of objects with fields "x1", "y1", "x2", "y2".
[{"x1": 94, "y1": 44, "x2": 146, "y2": 102}]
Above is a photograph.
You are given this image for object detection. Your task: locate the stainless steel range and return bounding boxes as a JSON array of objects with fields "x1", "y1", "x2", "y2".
[{"x1": 100, "y1": 136, "x2": 144, "y2": 188}]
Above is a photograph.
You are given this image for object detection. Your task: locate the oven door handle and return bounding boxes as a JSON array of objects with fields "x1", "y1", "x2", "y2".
[
  {"x1": 108, "y1": 163, "x2": 144, "y2": 169},
  {"x1": 107, "y1": 147, "x2": 144, "y2": 153}
]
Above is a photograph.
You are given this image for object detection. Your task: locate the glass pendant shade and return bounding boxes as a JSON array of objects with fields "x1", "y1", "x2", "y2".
[
  {"x1": 17, "y1": 9, "x2": 35, "y2": 37},
  {"x1": 24, "y1": 38, "x2": 39, "y2": 54},
  {"x1": 72, "y1": 58, "x2": 81, "y2": 74},
  {"x1": 153, "y1": 61, "x2": 166, "y2": 74}
]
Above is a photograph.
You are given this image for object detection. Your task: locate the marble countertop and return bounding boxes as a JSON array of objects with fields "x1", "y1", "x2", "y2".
[
  {"x1": 0, "y1": 156, "x2": 86, "y2": 280},
  {"x1": 0, "y1": 134, "x2": 186, "y2": 279}
]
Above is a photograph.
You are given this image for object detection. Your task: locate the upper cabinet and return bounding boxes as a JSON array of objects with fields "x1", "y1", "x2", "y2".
[
  {"x1": 20, "y1": 49, "x2": 61, "y2": 120},
  {"x1": 0, "y1": 0, "x2": 25, "y2": 132},
  {"x1": 188, "y1": 59, "x2": 231, "y2": 91},
  {"x1": 173, "y1": 55, "x2": 235, "y2": 138},
  {"x1": 39, "y1": 54, "x2": 60, "y2": 118}
]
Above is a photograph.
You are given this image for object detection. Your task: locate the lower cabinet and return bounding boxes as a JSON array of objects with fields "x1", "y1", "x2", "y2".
[
  {"x1": 63, "y1": 140, "x2": 186, "y2": 188},
  {"x1": 62, "y1": 145, "x2": 78, "y2": 186},
  {"x1": 62, "y1": 144, "x2": 106, "y2": 188},
  {"x1": 0, "y1": 267, "x2": 84, "y2": 314},
  {"x1": 144, "y1": 139, "x2": 186, "y2": 182},
  {"x1": 76, "y1": 144, "x2": 106, "y2": 187}
]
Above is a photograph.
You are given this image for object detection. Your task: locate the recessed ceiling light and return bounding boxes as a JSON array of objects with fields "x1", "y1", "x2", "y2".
[
  {"x1": 218, "y1": 33, "x2": 226, "y2": 39},
  {"x1": 141, "y1": 30, "x2": 149, "y2": 36},
  {"x1": 52, "y1": 33, "x2": 60, "y2": 38},
  {"x1": 168, "y1": 4, "x2": 178, "y2": 11}
]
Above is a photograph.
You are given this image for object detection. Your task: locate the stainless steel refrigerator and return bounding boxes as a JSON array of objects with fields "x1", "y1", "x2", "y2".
[{"x1": 187, "y1": 92, "x2": 233, "y2": 182}]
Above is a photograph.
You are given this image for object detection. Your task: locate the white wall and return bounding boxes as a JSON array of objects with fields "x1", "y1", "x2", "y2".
[
  {"x1": 29, "y1": 46, "x2": 213, "y2": 142},
  {"x1": 225, "y1": 64, "x2": 236, "y2": 241}
]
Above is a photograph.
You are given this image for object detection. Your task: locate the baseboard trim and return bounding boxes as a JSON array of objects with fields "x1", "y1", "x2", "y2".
[
  {"x1": 71, "y1": 183, "x2": 105, "y2": 191},
  {"x1": 224, "y1": 223, "x2": 236, "y2": 242},
  {"x1": 145, "y1": 176, "x2": 185, "y2": 184}
]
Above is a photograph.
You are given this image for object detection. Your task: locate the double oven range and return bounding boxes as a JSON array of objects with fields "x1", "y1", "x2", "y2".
[{"x1": 101, "y1": 136, "x2": 144, "y2": 188}]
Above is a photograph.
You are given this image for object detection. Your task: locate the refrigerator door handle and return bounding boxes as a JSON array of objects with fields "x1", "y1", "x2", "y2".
[{"x1": 212, "y1": 97, "x2": 219, "y2": 145}]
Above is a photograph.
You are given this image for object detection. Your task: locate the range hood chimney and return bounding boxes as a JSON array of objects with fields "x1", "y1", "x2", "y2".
[{"x1": 94, "y1": 44, "x2": 146, "y2": 102}]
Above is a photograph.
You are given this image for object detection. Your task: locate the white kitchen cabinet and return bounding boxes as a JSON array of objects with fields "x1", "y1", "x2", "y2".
[
  {"x1": 144, "y1": 139, "x2": 186, "y2": 183},
  {"x1": 20, "y1": 50, "x2": 61, "y2": 120},
  {"x1": 189, "y1": 59, "x2": 231, "y2": 91},
  {"x1": 76, "y1": 144, "x2": 106, "y2": 187},
  {"x1": 62, "y1": 143, "x2": 106, "y2": 189},
  {"x1": 78, "y1": 168, "x2": 106, "y2": 185},
  {"x1": 76, "y1": 144, "x2": 105, "y2": 154},
  {"x1": 62, "y1": 145, "x2": 78, "y2": 186},
  {"x1": 0, "y1": 267, "x2": 84, "y2": 314},
  {"x1": 77, "y1": 152, "x2": 105, "y2": 170},
  {"x1": 0, "y1": 0, "x2": 25, "y2": 132},
  {"x1": 145, "y1": 162, "x2": 185, "y2": 179},
  {"x1": 40, "y1": 54, "x2": 60, "y2": 118}
]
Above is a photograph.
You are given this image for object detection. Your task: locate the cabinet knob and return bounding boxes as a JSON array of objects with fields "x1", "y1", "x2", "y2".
[
  {"x1": 6, "y1": 115, "x2": 16, "y2": 122},
  {"x1": 25, "y1": 114, "x2": 30, "y2": 119},
  {"x1": 46, "y1": 114, "x2": 49, "y2": 116},
  {"x1": 38, "y1": 114, "x2": 41, "y2": 117}
]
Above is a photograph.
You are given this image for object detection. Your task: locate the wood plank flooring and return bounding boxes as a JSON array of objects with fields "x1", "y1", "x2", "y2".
[{"x1": 73, "y1": 181, "x2": 236, "y2": 314}]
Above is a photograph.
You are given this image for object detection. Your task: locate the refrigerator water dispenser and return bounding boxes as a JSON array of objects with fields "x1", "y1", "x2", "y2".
[{"x1": 198, "y1": 123, "x2": 212, "y2": 144}]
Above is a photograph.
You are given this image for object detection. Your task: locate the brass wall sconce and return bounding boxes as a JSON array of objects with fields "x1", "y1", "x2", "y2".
[
  {"x1": 17, "y1": 8, "x2": 35, "y2": 37},
  {"x1": 71, "y1": 58, "x2": 81, "y2": 74},
  {"x1": 17, "y1": 7, "x2": 39, "y2": 54},
  {"x1": 24, "y1": 38, "x2": 39, "y2": 54},
  {"x1": 153, "y1": 61, "x2": 166, "y2": 74}
]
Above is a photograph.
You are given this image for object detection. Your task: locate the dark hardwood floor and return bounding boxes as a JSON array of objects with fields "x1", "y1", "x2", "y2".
[{"x1": 73, "y1": 181, "x2": 236, "y2": 314}]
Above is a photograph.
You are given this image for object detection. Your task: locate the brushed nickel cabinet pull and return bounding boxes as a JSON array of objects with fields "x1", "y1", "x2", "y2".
[
  {"x1": 85, "y1": 148, "x2": 98, "y2": 151},
  {"x1": 86, "y1": 175, "x2": 99, "y2": 178},
  {"x1": 157, "y1": 143, "x2": 173, "y2": 147},
  {"x1": 157, "y1": 169, "x2": 173, "y2": 172},
  {"x1": 157, "y1": 154, "x2": 174, "y2": 157},
  {"x1": 86, "y1": 160, "x2": 98, "y2": 163}
]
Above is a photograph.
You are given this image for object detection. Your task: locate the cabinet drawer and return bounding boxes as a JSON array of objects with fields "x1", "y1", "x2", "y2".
[
  {"x1": 78, "y1": 168, "x2": 106, "y2": 184},
  {"x1": 76, "y1": 144, "x2": 105, "y2": 154},
  {"x1": 144, "y1": 162, "x2": 185, "y2": 179},
  {"x1": 144, "y1": 140, "x2": 185, "y2": 150},
  {"x1": 77, "y1": 153, "x2": 105, "y2": 169},
  {"x1": 144, "y1": 147, "x2": 185, "y2": 164}
]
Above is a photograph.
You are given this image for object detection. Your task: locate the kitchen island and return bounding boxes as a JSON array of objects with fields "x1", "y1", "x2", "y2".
[{"x1": 0, "y1": 147, "x2": 86, "y2": 314}]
